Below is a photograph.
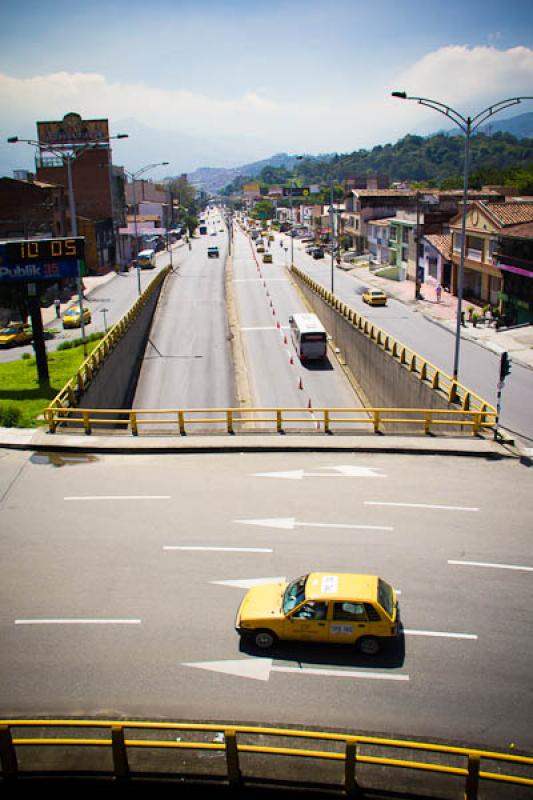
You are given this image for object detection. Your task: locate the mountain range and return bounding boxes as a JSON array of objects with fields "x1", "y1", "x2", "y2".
[{"x1": 184, "y1": 112, "x2": 533, "y2": 193}]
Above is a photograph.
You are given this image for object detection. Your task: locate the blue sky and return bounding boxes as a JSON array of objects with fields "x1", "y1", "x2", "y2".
[{"x1": 1, "y1": 0, "x2": 533, "y2": 177}]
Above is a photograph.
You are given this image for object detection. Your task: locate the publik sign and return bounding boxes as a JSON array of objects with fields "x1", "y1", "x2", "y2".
[{"x1": 0, "y1": 237, "x2": 84, "y2": 284}]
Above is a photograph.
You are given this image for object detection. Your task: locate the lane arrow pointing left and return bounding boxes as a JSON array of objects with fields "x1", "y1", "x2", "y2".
[{"x1": 235, "y1": 518, "x2": 393, "y2": 532}]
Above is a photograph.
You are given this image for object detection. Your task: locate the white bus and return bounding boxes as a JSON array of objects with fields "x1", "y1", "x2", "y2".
[
  {"x1": 289, "y1": 313, "x2": 327, "y2": 361},
  {"x1": 136, "y1": 249, "x2": 156, "y2": 269}
]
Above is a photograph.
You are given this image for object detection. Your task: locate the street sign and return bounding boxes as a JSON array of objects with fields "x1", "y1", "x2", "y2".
[{"x1": 0, "y1": 237, "x2": 85, "y2": 283}]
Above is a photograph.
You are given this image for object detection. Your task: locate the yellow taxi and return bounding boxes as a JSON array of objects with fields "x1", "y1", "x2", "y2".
[
  {"x1": 362, "y1": 288, "x2": 387, "y2": 306},
  {"x1": 0, "y1": 322, "x2": 32, "y2": 348},
  {"x1": 268, "y1": 234, "x2": 275, "y2": 242},
  {"x1": 256, "y1": 244, "x2": 265, "y2": 253},
  {"x1": 63, "y1": 305, "x2": 92, "y2": 328},
  {"x1": 235, "y1": 572, "x2": 398, "y2": 655},
  {"x1": 262, "y1": 253, "x2": 273, "y2": 263}
]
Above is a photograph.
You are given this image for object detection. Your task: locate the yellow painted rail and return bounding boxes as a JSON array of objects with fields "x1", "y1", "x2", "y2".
[
  {"x1": 44, "y1": 405, "x2": 496, "y2": 436},
  {"x1": 1, "y1": 720, "x2": 532, "y2": 797},
  {"x1": 291, "y1": 265, "x2": 493, "y2": 416}
]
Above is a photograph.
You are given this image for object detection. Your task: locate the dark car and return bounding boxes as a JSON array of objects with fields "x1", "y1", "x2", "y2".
[{"x1": 312, "y1": 247, "x2": 325, "y2": 259}]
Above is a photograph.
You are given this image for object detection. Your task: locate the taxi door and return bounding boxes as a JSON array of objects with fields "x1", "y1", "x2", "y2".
[
  {"x1": 282, "y1": 602, "x2": 329, "y2": 643},
  {"x1": 329, "y1": 601, "x2": 370, "y2": 644}
]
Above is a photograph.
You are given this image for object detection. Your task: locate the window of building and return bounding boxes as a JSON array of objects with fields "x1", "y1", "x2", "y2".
[
  {"x1": 428, "y1": 256, "x2": 438, "y2": 279},
  {"x1": 402, "y1": 227, "x2": 409, "y2": 244},
  {"x1": 390, "y1": 227, "x2": 397, "y2": 242}
]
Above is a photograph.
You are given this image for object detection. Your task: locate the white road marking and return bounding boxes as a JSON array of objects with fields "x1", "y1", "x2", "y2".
[
  {"x1": 254, "y1": 466, "x2": 387, "y2": 480},
  {"x1": 64, "y1": 496, "x2": 171, "y2": 501},
  {"x1": 235, "y1": 517, "x2": 393, "y2": 532},
  {"x1": 365, "y1": 501, "x2": 479, "y2": 511},
  {"x1": 163, "y1": 546, "x2": 273, "y2": 553},
  {"x1": 211, "y1": 577, "x2": 286, "y2": 588},
  {"x1": 448, "y1": 560, "x2": 533, "y2": 572},
  {"x1": 403, "y1": 629, "x2": 477, "y2": 640},
  {"x1": 241, "y1": 326, "x2": 289, "y2": 331},
  {"x1": 183, "y1": 659, "x2": 409, "y2": 682},
  {"x1": 15, "y1": 619, "x2": 141, "y2": 625},
  {"x1": 233, "y1": 278, "x2": 289, "y2": 283}
]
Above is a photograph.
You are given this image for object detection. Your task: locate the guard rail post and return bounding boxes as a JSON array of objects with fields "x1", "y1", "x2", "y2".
[
  {"x1": 112, "y1": 724, "x2": 129, "y2": 780},
  {"x1": 277, "y1": 410, "x2": 283, "y2": 433},
  {"x1": 373, "y1": 410, "x2": 381, "y2": 433},
  {"x1": 130, "y1": 412, "x2": 138, "y2": 436},
  {"x1": 0, "y1": 725, "x2": 17, "y2": 779},
  {"x1": 178, "y1": 410, "x2": 186, "y2": 436},
  {"x1": 344, "y1": 737, "x2": 358, "y2": 796},
  {"x1": 464, "y1": 753, "x2": 480, "y2": 800},
  {"x1": 227, "y1": 410, "x2": 234, "y2": 434},
  {"x1": 82, "y1": 411, "x2": 91, "y2": 435},
  {"x1": 224, "y1": 729, "x2": 241, "y2": 787}
]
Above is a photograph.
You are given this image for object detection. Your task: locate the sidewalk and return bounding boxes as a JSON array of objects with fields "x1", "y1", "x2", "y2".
[
  {"x1": 341, "y1": 261, "x2": 533, "y2": 370},
  {"x1": 41, "y1": 270, "x2": 120, "y2": 327}
]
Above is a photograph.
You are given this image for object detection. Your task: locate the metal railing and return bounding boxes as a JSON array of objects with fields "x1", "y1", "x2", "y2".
[
  {"x1": 44, "y1": 406, "x2": 496, "y2": 436},
  {"x1": 291, "y1": 266, "x2": 495, "y2": 417},
  {"x1": 1, "y1": 720, "x2": 532, "y2": 797}
]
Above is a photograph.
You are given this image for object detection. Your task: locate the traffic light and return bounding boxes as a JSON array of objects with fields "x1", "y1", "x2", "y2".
[{"x1": 499, "y1": 351, "x2": 512, "y2": 382}]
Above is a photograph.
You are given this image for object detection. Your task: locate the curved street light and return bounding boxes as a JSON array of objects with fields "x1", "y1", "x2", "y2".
[
  {"x1": 123, "y1": 163, "x2": 169, "y2": 295},
  {"x1": 391, "y1": 92, "x2": 533, "y2": 380}
]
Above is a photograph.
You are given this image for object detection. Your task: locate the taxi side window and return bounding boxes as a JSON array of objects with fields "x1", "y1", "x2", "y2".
[
  {"x1": 292, "y1": 602, "x2": 328, "y2": 620},
  {"x1": 333, "y1": 602, "x2": 367, "y2": 621}
]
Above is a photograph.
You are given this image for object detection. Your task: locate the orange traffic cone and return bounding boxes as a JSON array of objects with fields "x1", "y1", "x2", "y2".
[{"x1": 299, "y1": 377, "x2": 303, "y2": 390}]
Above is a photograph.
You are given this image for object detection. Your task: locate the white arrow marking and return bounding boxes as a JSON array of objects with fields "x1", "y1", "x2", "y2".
[
  {"x1": 183, "y1": 659, "x2": 409, "y2": 682},
  {"x1": 365, "y1": 502, "x2": 479, "y2": 512},
  {"x1": 163, "y1": 546, "x2": 273, "y2": 553},
  {"x1": 210, "y1": 577, "x2": 286, "y2": 589},
  {"x1": 403, "y1": 629, "x2": 477, "y2": 640},
  {"x1": 448, "y1": 560, "x2": 533, "y2": 572},
  {"x1": 235, "y1": 518, "x2": 393, "y2": 532},
  {"x1": 253, "y1": 465, "x2": 386, "y2": 480}
]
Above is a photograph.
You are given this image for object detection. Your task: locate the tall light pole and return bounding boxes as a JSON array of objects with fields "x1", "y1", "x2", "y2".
[
  {"x1": 391, "y1": 92, "x2": 533, "y2": 381},
  {"x1": 124, "y1": 162, "x2": 169, "y2": 294},
  {"x1": 8, "y1": 132, "x2": 128, "y2": 358}
]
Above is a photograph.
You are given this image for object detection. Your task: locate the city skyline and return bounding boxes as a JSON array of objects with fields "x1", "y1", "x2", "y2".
[{"x1": 1, "y1": 0, "x2": 533, "y2": 177}]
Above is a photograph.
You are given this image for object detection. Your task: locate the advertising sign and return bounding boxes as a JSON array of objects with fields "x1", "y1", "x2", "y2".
[
  {"x1": 0, "y1": 237, "x2": 85, "y2": 283},
  {"x1": 282, "y1": 187, "x2": 310, "y2": 197},
  {"x1": 37, "y1": 113, "x2": 109, "y2": 148}
]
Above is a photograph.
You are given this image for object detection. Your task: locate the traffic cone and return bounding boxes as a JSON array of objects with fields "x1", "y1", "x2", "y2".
[
  {"x1": 289, "y1": 355, "x2": 294, "y2": 365},
  {"x1": 276, "y1": 321, "x2": 280, "y2": 329},
  {"x1": 273, "y1": 308, "x2": 276, "y2": 315},
  {"x1": 308, "y1": 398, "x2": 312, "y2": 409},
  {"x1": 283, "y1": 334, "x2": 287, "y2": 344},
  {"x1": 299, "y1": 377, "x2": 303, "y2": 390}
]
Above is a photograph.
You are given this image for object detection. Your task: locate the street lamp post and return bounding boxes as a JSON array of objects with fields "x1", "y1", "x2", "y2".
[
  {"x1": 124, "y1": 162, "x2": 169, "y2": 295},
  {"x1": 391, "y1": 92, "x2": 533, "y2": 381}
]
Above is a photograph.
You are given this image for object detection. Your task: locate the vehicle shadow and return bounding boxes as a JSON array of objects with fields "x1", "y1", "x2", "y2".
[
  {"x1": 239, "y1": 633, "x2": 406, "y2": 669},
  {"x1": 302, "y1": 357, "x2": 334, "y2": 372}
]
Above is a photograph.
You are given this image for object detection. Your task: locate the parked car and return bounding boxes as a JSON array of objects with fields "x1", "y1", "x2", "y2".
[
  {"x1": 63, "y1": 306, "x2": 92, "y2": 328},
  {"x1": 235, "y1": 572, "x2": 399, "y2": 654},
  {"x1": 312, "y1": 247, "x2": 325, "y2": 259},
  {"x1": 362, "y1": 288, "x2": 387, "y2": 306},
  {"x1": 0, "y1": 321, "x2": 32, "y2": 348}
]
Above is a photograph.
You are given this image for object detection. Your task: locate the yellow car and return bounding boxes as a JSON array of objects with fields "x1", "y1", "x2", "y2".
[
  {"x1": 362, "y1": 288, "x2": 387, "y2": 306},
  {"x1": 256, "y1": 244, "x2": 265, "y2": 253},
  {"x1": 268, "y1": 234, "x2": 275, "y2": 242},
  {"x1": 63, "y1": 306, "x2": 92, "y2": 328},
  {"x1": 235, "y1": 572, "x2": 398, "y2": 655},
  {"x1": 262, "y1": 253, "x2": 273, "y2": 263},
  {"x1": 0, "y1": 322, "x2": 32, "y2": 348}
]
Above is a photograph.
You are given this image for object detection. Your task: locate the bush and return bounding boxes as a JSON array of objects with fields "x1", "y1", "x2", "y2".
[
  {"x1": 21, "y1": 352, "x2": 31, "y2": 360},
  {"x1": 0, "y1": 403, "x2": 22, "y2": 428},
  {"x1": 57, "y1": 332, "x2": 104, "y2": 351}
]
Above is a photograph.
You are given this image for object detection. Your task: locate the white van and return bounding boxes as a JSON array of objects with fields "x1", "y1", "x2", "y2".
[{"x1": 137, "y1": 249, "x2": 156, "y2": 269}]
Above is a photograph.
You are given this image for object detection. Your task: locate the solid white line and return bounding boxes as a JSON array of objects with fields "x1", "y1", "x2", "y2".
[
  {"x1": 365, "y1": 501, "x2": 479, "y2": 512},
  {"x1": 15, "y1": 619, "x2": 141, "y2": 625},
  {"x1": 163, "y1": 546, "x2": 273, "y2": 553},
  {"x1": 403, "y1": 629, "x2": 477, "y2": 640},
  {"x1": 448, "y1": 560, "x2": 533, "y2": 572},
  {"x1": 64, "y1": 496, "x2": 171, "y2": 501},
  {"x1": 273, "y1": 666, "x2": 409, "y2": 681},
  {"x1": 241, "y1": 326, "x2": 289, "y2": 331}
]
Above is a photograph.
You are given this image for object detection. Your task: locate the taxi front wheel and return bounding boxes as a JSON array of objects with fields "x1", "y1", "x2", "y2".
[
  {"x1": 357, "y1": 636, "x2": 381, "y2": 656},
  {"x1": 254, "y1": 630, "x2": 277, "y2": 649}
]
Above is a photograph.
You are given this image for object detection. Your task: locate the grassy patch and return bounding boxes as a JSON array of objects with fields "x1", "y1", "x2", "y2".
[{"x1": 0, "y1": 337, "x2": 103, "y2": 428}]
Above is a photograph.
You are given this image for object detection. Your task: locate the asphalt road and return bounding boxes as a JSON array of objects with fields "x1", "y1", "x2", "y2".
[
  {"x1": 289, "y1": 239, "x2": 533, "y2": 447},
  {"x1": 1, "y1": 447, "x2": 531, "y2": 752}
]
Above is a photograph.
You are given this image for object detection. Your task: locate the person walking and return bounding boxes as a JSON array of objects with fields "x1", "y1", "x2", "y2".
[
  {"x1": 435, "y1": 283, "x2": 442, "y2": 304},
  {"x1": 54, "y1": 297, "x2": 61, "y2": 319}
]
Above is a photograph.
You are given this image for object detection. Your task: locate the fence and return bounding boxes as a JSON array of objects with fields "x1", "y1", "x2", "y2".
[
  {"x1": 1, "y1": 720, "x2": 532, "y2": 797},
  {"x1": 44, "y1": 405, "x2": 496, "y2": 436}
]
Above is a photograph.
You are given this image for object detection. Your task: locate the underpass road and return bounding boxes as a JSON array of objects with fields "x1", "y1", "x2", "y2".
[{"x1": 1, "y1": 447, "x2": 531, "y2": 752}]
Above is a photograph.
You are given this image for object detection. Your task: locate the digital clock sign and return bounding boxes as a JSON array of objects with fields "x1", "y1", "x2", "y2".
[{"x1": 3, "y1": 237, "x2": 84, "y2": 265}]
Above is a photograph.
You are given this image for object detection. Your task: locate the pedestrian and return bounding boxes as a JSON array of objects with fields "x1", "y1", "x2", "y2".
[
  {"x1": 435, "y1": 283, "x2": 442, "y2": 303},
  {"x1": 54, "y1": 297, "x2": 61, "y2": 318}
]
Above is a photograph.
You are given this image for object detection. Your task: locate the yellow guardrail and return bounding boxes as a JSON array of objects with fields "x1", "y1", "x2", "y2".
[
  {"x1": 291, "y1": 266, "x2": 495, "y2": 417},
  {"x1": 46, "y1": 267, "x2": 170, "y2": 413},
  {"x1": 44, "y1": 406, "x2": 496, "y2": 436},
  {"x1": 1, "y1": 720, "x2": 532, "y2": 797}
]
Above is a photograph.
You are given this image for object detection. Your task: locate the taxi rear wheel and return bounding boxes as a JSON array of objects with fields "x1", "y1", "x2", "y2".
[
  {"x1": 254, "y1": 629, "x2": 277, "y2": 650},
  {"x1": 357, "y1": 636, "x2": 381, "y2": 656}
]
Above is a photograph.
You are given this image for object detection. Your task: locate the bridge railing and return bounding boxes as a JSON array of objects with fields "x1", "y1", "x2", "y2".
[
  {"x1": 44, "y1": 406, "x2": 496, "y2": 436},
  {"x1": 1, "y1": 720, "x2": 532, "y2": 797}
]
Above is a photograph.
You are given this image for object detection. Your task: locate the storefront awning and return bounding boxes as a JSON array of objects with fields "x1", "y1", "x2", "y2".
[{"x1": 498, "y1": 262, "x2": 533, "y2": 279}]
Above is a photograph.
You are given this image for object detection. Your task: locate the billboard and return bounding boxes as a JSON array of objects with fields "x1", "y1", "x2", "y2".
[
  {"x1": 37, "y1": 113, "x2": 109, "y2": 148},
  {"x1": 0, "y1": 237, "x2": 85, "y2": 283},
  {"x1": 243, "y1": 183, "x2": 260, "y2": 194}
]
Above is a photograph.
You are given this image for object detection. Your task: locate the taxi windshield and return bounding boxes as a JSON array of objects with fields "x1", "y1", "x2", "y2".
[
  {"x1": 378, "y1": 578, "x2": 394, "y2": 617},
  {"x1": 282, "y1": 575, "x2": 307, "y2": 614}
]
